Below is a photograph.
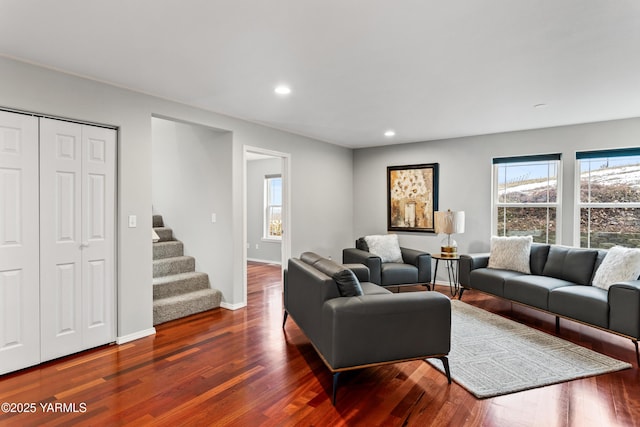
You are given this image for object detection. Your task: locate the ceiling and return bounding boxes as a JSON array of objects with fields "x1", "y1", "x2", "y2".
[{"x1": 1, "y1": 1, "x2": 639, "y2": 148}]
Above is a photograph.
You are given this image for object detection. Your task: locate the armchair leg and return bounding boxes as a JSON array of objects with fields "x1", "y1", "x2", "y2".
[
  {"x1": 332, "y1": 372, "x2": 341, "y2": 405},
  {"x1": 555, "y1": 316, "x2": 560, "y2": 334},
  {"x1": 437, "y1": 356, "x2": 452, "y2": 384},
  {"x1": 282, "y1": 310, "x2": 288, "y2": 329},
  {"x1": 633, "y1": 340, "x2": 639, "y2": 366}
]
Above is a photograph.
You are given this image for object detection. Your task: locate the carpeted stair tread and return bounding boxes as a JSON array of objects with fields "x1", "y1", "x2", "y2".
[
  {"x1": 153, "y1": 240, "x2": 184, "y2": 260},
  {"x1": 153, "y1": 271, "x2": 210, "y2": 299},
  {"x1": 153, "y1": 256, "x2": 195, "y2": 278},
  {"x1": 154, "y1": 227, "x2": 174, "y2": 242},
  {"x1": 153, "y1": 215, "x2": 164, "y2": 227},
  {"x1": 153, "y1": 288, "x2": 222, "y2": 325}
]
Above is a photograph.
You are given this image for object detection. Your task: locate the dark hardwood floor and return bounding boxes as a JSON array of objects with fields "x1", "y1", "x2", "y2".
[{"x1": 1, "y1": 261, "x2": 639, "y2": 426}]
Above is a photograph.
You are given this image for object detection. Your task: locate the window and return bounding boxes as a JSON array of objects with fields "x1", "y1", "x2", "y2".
[
  {"x1": 264, "y1": 174, "x2": 282, "y2": 240},
  {"x1": 577, "y1": 148, "x2": 640, "y2": 249},
  {"x1": 493, "y1": 154, "x2": 561, "y2": 244}
]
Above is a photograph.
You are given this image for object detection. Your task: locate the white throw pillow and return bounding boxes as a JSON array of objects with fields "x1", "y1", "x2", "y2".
[
  {"x1": 364, "y1": 234, "x2": 403, "y2": 263},
  {"x1": 592, "y1": 246, "x2": 640, "y2": 290},
  {"x1": 487, "y1": 235, "x2": 533, "y2": 274}
]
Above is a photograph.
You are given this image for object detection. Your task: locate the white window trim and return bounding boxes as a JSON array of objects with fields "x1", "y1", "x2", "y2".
[
  {"x1": 263, "y1": 175, "x2": 282, "y2": 241},
  {"x1": 492, "y1": 158, "x2": 562, "y2": 244}
]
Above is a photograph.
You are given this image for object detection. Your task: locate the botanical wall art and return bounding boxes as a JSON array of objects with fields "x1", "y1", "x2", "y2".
[{"x1": 387, "y1": 163, "x2": 439, "y2": 232}]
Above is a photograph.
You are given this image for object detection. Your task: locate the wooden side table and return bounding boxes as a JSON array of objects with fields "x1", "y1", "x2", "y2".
[{"x1": 431, "y1": 254, "x2": 461, "y2": 297}]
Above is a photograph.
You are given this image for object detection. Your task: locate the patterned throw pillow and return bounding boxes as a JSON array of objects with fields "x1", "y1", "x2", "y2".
[
  {"x1": 487, "y1": 235, "x2": 533, "y2": 274},
  {"x1": 364, "y1": 234, "x2": 403, "y2": 263},
  {"x1": 592, "y1": 246, "x2": 640, "y2": 290}
]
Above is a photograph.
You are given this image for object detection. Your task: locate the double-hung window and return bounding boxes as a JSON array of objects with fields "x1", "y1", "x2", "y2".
[
  {"x1": 264, "y1": 174, "x2": 282, "y2": 240},
  {"x1": 577, "y1": 148, "x2": 640, "y2": 249},
  {"x1": 493, "y1": 154, "x2": 561, "y2": 244}
]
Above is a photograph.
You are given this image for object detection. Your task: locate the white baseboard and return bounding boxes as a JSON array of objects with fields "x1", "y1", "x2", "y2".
[
  {"x1": 116, "y1": 327, "x2": 156, "y2": 344},
  {"x1": 221, "y1": 301, "x2": 247, "y2": 311},
  {"x1": 247, "y1": 257, "x2": 281, "y2": 265}
]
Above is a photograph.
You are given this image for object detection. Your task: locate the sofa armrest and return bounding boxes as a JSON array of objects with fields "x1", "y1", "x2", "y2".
[
  {"x1": 342, "y1": 248, "x2": 382, "y2": 284},
  {"x1": 401, "y1": 247, "x2": 431, "y2": 283},
  {"x1": 459, "y1": 253, "x2": 490, "y2": 287},
  {"x1": 344, "y1": 263, "x2": 370, "y2": 282},
  {"x1": 608, "y1": 280, "x2": 640, "y2": 339},
  {"x1": 320, "y1": 292, "x2": 451, "y2": 370}
]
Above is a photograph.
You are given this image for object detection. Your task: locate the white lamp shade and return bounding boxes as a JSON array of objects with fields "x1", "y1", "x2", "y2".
[{"x1": 434, "y1": 210, "x2": 465, "y2": 234}]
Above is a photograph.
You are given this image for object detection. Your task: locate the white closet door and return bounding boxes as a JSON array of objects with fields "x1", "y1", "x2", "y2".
[
  {"x1": 0, "y1": 111, "x2": 40, "y2": 375},
  {"x1": 40, "y1": 119, "x2": 84, "y2": 360},
  {"x1": 81, "y1": 125, "x2": 116, "y2": 349}
]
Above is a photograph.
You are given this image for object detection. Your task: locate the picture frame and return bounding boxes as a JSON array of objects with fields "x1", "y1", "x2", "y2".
[{"x1": 387, "y1": 163, "x2": 439, "y2": 232}]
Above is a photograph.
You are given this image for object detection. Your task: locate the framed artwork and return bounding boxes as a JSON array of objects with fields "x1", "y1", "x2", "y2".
[{"x1": 387, "y1": 163, "x2": 439, "y2": 232}]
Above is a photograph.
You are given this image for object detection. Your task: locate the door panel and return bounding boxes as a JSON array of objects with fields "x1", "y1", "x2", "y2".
[
  {"x1": 81, "y1": 125, "x2": 115, "y2": 348},
  {"x1": 0, "y1": 111, "x2": 39, "y2": 375},
  {"x1": 40, "y1": 119, "x2": 83, "y2": 361}
]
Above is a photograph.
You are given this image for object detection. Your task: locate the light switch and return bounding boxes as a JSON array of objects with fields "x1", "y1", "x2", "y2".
[
  {"x1": 128, "y1": 215, "x2": 137, "y2": 228},
  {"x1": 211, "y1": 213, "x2": 217, "y2": 223}
]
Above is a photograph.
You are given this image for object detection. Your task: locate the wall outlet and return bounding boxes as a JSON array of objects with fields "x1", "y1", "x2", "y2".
[
  {"x1": 128, "y1": 215, "x2": 137, "y2": 228},
  {"x1": 255, "y1": 244, "x2": 259, "y2": 249},
  {"x1": 211, "y1": 213, "x2": 216, "y2": 223}
]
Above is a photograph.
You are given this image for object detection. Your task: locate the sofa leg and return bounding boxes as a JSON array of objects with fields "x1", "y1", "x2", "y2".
[
  {"x1": 282, "y1": 311, "x2": 288, "y2": 329},
  {"x1": 438, "y1": 356, "x2": 452, "y2": 384},
  {"x1": 633, "y1": 340, "x2": 639, "y2": 365},
  {"x1": 332, "y1": 372, "x2": 340, "y2": 405},
  {"x1": 555, "y1": 316, "x2": 560, "y2": 334},
  {"x1": 458, "y1": 288, "x2": 465, "y2": 300}
]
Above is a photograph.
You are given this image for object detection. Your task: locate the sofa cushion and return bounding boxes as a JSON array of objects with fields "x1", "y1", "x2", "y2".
[
  {"x1": 469, "y1": 268, "x2": 525, "y2": 297},
  {"x1": 364, "y1": 234, "x2": 403, "y2": 263},
  {"x1": 300, "y1": 251, "x2": 325, "y2": 266},
  {"x1": 530, "y1": 243, "x2": 551, "y2": 275},
  {"x1": 549, "y1": 286, "x2": 609, "y2": 328},
  {"x1": 360, "y1": 282, "x2": 393, "y2": 295},
  {"x1": 488, "y1": 235, "x2": 533, "y2": 274},
  {"x1": 592, "y1": 246, "x2": 640, "y2": 290},
  {"x1": 356, "y1": 237, "x2": 369, "y2": 252},
  {"x1": 504, "y1": 275, "x2": 576, "y2": 310},
  {"x1": 542, "y1": 246, "x2": 598, "y2": 286},
  {"x1": 332, "y1": 269, "x2": 364, "y2": 297},
  {"x1": 380, "y1": 262, "x2": 418, "y2": 286}
]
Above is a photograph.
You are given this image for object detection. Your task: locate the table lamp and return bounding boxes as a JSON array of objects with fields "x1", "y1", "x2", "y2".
[{"x1": 434, "y1": 210, "x2": 465, "y2": 258}]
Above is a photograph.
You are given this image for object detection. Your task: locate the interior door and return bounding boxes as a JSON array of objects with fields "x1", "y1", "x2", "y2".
[
  {"x1": 0, "y1": 111, "x2": 40, "y2": 374},
  {"x1": 40, "y1": 119, "x2": 116, "y2": 361},
  {"x1": 40, "y1": 119, "x2": 84, "y2": 361},
  {"x1": 81, "y1": 125, "x2": 116, "y2": 349}
]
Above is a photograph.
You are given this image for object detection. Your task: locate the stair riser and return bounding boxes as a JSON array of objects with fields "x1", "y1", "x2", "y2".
[
  {"x1": 153, "y1": 215, "x2": 164, "y2": 227},
  {"x1": 153, "y1": 291, "x2": 222, "y2": 325},
  {"x1": 153, "y1": 257, "x2": 195, "y2": 278},
  {"x1": 154, "y1": 274, "x2": 210, "y2": 299},
  {"x1": 154, "y1": 228, "x2": 173, "y2": 242},
  {"x1": 153, "y1": 241, "x2": 184, "y2": 260}
]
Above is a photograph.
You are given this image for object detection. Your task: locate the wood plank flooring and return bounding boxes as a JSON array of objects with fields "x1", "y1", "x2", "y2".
[{"x1": 0, "y1": 261, "x2": 638, "y2": 426}]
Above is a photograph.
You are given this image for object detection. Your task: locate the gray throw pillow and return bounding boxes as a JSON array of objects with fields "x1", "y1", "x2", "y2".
[{"x1": 333, "y1": 269, "x2": 364, "y2": 297}]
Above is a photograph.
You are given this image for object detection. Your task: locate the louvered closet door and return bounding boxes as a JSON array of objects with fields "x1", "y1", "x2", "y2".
[
  {"x1": 40, "y1": 118, "x2": 116, "y2": 361},
  {"x1": 0, "y1": 111, "x2": 40, "y2": 375}
]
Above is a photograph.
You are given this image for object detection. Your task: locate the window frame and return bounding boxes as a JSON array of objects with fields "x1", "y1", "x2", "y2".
[
  {"x1": 491, "y1": 154, "x2": 562, "y2": 244},
  {"x1": 574, "y1": 148, "x2": 640, "y2": 248},
  {"x1": 263, "y1": 174, "x2": 282, "y2": 241}
]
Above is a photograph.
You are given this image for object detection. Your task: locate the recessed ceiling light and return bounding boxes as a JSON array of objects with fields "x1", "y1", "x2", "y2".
[
  {"x1": 384, "y1": 130, "x2": 396, "y2": 137},
  {"x1": 534, "y1": 103, "x2": 548, "y2": 109},
  {"x1": 275, "y1": 85, "x2": 291, "y2": 95}
]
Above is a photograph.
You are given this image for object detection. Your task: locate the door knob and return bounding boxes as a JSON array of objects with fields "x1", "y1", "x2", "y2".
[{"x1": 80, "y1": 242, "x2": 89, "y2": 248}]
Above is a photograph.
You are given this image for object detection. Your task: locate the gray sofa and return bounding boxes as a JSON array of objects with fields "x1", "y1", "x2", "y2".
[
  {"x1": 459, "y1": 244, "x2": 640, "y2": 364},
  {"x1": 284, "y1": 252, "x2": 451, "y2": 403}
]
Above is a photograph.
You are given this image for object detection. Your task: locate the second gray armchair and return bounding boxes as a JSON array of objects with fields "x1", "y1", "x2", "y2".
[{"x1": 343, "y1": 236, "x2": 432, "y2": 288}]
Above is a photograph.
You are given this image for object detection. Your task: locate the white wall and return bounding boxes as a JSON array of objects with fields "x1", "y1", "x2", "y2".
[
  {"x1": 0, "y1": 56, "x2": 354, "y2": 339},
  {"x1": 247, "y1": 157, "x2": 282, "y2": 263},
  {"x1": 353, "y1": 117, "x2": 640, "y2": 281},
  {"x1": 152, "y1": 118, "x2": 233, "y2": 299}
]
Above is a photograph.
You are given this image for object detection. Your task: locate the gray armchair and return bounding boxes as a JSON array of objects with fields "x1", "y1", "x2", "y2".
[{"x1": 343, "y1": 237, "x2": 432, "y2": 288}]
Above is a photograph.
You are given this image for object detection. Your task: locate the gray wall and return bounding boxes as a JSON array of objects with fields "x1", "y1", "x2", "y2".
[
  {"x1": 247, "y1": 157, "x2": 282, "y2": 263},
  {"x1": 152, "y1": 117, "x2": 233, "y2": 297},
  {"x1": 353, "y1": 117, "x2": 640, "y2": 281},
  {"x1": 0, "y1": 56, "x2": 353, "y2": 338}
]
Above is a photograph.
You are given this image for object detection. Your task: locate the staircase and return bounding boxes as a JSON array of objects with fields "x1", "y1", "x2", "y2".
[{"x1": 153, "y1": 214, "x2": 222, "y2": 325}]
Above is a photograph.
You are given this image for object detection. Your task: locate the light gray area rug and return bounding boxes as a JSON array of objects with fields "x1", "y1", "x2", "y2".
[{"x1": 428, "y1": 300, "x2": 632, "y2": 399}]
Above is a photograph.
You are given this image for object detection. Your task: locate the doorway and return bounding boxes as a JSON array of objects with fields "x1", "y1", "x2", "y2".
[{"x1": 243, "y1": 146, "x2": 291, "y2": 304}]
